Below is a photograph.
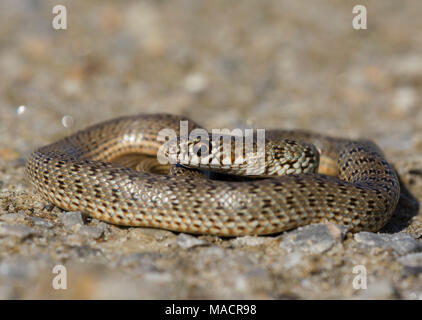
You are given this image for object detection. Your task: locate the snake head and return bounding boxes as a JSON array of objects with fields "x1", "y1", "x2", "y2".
[
  {"x1": 161, "y1": 134, "x2": 225, "y2": 169},
  {"x1": 160, "y1": 132, "x2": 320, "y2": 177}
]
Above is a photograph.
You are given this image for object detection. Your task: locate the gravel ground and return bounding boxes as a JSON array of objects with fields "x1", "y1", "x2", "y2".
[{"x1": 1, "y1": 0, "x2": 422, "y2": 299}]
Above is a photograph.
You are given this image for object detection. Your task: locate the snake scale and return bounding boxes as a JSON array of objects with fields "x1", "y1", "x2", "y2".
[{"x1": 25, "y1": 113, "x2": 400, "y2": 236}]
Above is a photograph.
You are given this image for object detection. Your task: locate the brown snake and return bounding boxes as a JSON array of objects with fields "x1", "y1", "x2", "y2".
[{"x1": 25, "y1": 113, "x2": 400, "y2": 236}]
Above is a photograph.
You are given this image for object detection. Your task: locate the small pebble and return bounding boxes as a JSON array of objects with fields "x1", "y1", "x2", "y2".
[
  {"x1": 354, "y1": 232, "x2": 422, "y2": 256},
  {"x1": 280, "y1": 224, "x2": 348, "y2": 254},
  {"x1": 60, "y1": 211, "x2": 84, "y2": 232},
  {"x1": 31, "y1": 217, "x2": 53, "y2": 229},
  {"x1": 393, "y1": 86, "x2": 417, "y2": 114},
  {"x1": 176, "y1": 233, "x2": 208, "y2": 249},
  {"x1": 183, "y1": 73, "x2": 208, "y2": 94},
  {"x1": 79, "y1": 225, "x2": 105, "y2": 239}
]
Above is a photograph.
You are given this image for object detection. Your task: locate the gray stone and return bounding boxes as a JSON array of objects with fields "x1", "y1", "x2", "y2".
[
  {"x1": 279, "y1": 224, "x2": 348, "y2": 254},
  {"x1": 354, "y1": 232, "x2": 422, "y2": 256},
  {"x1": 60, "y1": 211, "x2": 84, "y2": 231},
  {"x1": 397, "y1": 252, "x2": 422, "y2": 275},
  {"x1": 31, "y1": 217, "x2": 53, "y2": 229},
  {"x1": 176, "y1": 233, "x2": 208, "y2": 249},
  {"x1": 79, "y1": 225, "x2": 105, "y2": 239},
  {"x1": 398, "y1": 252, "x2": 422, "y2": 266},
  {"x1": 0, "y1": 212, "x2": 26, "y2": 223},
  {"x1": 0, "y1": 223, "x2": 35, "y2": 240},
  {"x1": 91, "y1": 221, "x2": 109, "y2": 233}
]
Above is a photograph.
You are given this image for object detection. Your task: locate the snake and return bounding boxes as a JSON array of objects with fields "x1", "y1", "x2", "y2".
[{"x1": 25, "y1": 113, "x2": 400, "y2": 236}]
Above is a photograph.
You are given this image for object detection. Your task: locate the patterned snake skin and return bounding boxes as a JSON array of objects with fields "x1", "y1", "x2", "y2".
[{"x1": 25, "y1": 113, "x2": 400, "y2": 236}]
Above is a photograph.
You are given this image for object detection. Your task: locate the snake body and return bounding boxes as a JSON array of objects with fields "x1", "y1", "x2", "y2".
[{"x1": 25, "y1": 113, "x2": 400, "y2": 236}]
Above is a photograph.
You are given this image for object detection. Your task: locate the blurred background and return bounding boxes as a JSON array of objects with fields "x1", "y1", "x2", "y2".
[
  {"x1": 0, "y1": 0, "x2": 422, "y2": 299},
  {"x1": 1, "y1": 0, "x2": 421, "y2": 156}
]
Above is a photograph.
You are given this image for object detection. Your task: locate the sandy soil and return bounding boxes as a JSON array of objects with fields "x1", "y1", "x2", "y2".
[{"x1": 0, "y1": 0, "x2": 421, "y2": 299}]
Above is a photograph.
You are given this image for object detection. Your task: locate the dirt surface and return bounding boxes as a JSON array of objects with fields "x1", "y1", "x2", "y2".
[{"x1": 0, "y1": 0, "x2": 422, "y2": 299}]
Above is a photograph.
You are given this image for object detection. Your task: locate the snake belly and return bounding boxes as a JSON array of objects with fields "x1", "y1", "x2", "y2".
[{"x1": 25, "y1": 113, "x2": 400, "y2": 236}]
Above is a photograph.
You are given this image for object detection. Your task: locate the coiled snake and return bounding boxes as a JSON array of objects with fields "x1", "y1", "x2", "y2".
[{"x1": 26, "y1": 113, "x2": 400, "y2": 236}]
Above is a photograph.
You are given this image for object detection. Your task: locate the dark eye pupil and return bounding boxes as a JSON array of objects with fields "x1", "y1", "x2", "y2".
[{"x1": 194, "y1": 143, "x2": 210, "y2": 157}]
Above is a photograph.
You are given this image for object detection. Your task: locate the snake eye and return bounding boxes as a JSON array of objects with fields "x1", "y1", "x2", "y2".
[{"x1": 193, "y1": 141, "x2": 211, "y2": 157}]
